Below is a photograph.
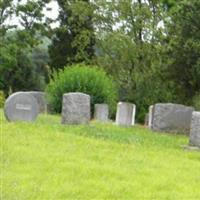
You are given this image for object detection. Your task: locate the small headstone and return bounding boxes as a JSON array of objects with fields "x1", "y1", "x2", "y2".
[
  {"x1": 4, "y1": 92, "x2": 39, "y2": 122},
  {"x1": 61, "y1": 92, "x2": 90, "y2": 124},
  {"x1": 148, "y1": 105, "x2": 154, "y2": 128},
  {"x1": 25, "y1": 91, "x2": 47, "y2": 113},
  {"x1": 144, "y1": 113, "x2": 149, "y2": 126},
  {"x1": 116, "y1": 102, "x2": 136, "y2": 126},
  {"x1": 152, "y1": 103, "x2": 194, "y2": 134},
  {"x1": 189, "y1": 112, "x2": 200, "y2": 148},
  {"x1": 94, "y1": 104, "x2": 109, "y2": 122}
]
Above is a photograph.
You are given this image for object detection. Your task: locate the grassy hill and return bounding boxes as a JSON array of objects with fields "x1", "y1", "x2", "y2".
[{"x1": 1, "y1": 110, "x2": 200, "y2": 199}]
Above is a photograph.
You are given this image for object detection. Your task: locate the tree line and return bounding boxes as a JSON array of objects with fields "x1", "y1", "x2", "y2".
[{"x1": 0, "y1": 0, "x2": 200, "y2": 121}]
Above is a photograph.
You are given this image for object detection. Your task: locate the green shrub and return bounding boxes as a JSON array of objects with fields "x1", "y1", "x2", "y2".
[
  {"x1": 0, "y1": 90, "x2": 5, "y2": 108},
  {"x1": 192, "y1": 92, "x2": 200, "y2": 111},
  {"x1": 46, "y1": 64, "x2": 118, "y2": 116}
]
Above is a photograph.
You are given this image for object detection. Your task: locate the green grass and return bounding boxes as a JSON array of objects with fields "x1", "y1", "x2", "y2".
[{"x1": 1, "y1": 110, "x2": 200, "y2": 200}]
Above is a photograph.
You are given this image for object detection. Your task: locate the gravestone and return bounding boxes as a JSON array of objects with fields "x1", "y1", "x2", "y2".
[
  {"x1": 148, "y1": 105, "x2": 154, "y2": 128},
  {"x1": 4, "y1": 92, "x2": 39, "y2": 122},
  {"x1": 144, "y1": 113, "x2": 149, "y2": 126},
  {"x1": 25, "y1": 91, "x2": 47, "y2": 113},
  {"x1": 61, "y1": 92, "x2": 90, "y2": 124},
  {"x1": 116, "y1": 102, "x2": 136, "y2": 126},
  {"x1": 94, "y1": 104, "x2": 109, "y2": 122},
  {"x1": 189, "y1": 112, "x2": 200, "y2": 147},
  {"x1": 152, "y1": 103, "x2": 194, "y2": 134}
]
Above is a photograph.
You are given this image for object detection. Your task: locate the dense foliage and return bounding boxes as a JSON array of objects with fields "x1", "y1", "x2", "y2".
[
  {"x1": 0, "y1": 90, "x2": 5, "y2": 108},
  {"x1": 46, "y1": 64, "x2": 117, "y2": 116},
  {"x1": 0, "y1": 0, "x2": 52, "y2": 96},
  {"x1": 166, "y1": 0, "x2": 200, "y2": 103},
  {"x1": 49, "y1": 0, "x2": 96, "y2": 69}
]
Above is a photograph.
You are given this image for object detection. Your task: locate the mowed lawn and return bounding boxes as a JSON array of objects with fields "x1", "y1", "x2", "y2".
[{"x1": 1, "y1": 110, "x2": 200, "y2": 200}]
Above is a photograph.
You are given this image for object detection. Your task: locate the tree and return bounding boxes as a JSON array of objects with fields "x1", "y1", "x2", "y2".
[
  {"x1": 0, "y1": 32, "x2": 50, "y2": 95},
  {"x1": 49, "y1": 0, "x2": 96, "y2": 69},
  {"x1": 0, "y1": 0, "x2": 51, "y2": 95},
  {"x1": 167, "y1": 0, "x2": 200, "y2": 103},
  {"x1": 0, "y1": 0, "x2": 14, "y2": 36},
  {"x1": 95, "y1": 0, "x2": 174, "y2": 121}
]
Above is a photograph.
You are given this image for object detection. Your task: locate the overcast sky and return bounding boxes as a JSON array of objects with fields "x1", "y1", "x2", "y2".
[
  {"x1": 7, "y1": 0, "x2": 59, "y2": 28},
  {"x1": 6, "y1": 0, "x2": 164, "y2": 30}
]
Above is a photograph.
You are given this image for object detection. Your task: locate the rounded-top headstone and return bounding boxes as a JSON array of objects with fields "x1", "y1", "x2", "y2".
[
  {"x1": 4, "y1": 92, "x2": 39, "y2": 122},
  {"x1": 61, "y1": 92, "x2": 91, "y2": 125}
]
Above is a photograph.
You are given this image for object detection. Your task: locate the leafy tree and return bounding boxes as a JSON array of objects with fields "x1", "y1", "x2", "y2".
[
  {"x1": 0, "y1": 0, "x2": 15, "y2": 36},
  {"x1": 16, "y1": 0, "x2": 51, "y2": 47},
  {"x1": 49, "y1": 0, "x2": 96, "y2": 69},
  {"x1": 0, "y1": 33, "x2": 50, "y2": 95},
  {"x1": 167, "y1": 0, "x2": 200, "y2": 103},
  {"x1": 95, "y1": 0, "x2": 174, "y2": 121},
  {"x1": 0, "y1": 0, "x2": 51, "y2": 95}
]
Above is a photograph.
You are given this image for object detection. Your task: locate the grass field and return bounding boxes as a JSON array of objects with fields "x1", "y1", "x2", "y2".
[{"x1": 1, "y1": 110, "x2": 200, "y2": 200}]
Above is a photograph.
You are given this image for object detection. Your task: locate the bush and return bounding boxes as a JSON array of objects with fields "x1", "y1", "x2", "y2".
[
  {"x1": 192, "y1": 92, "x2": 200, "y2": 111},
  {"x1": 46, "y1": 64, "x2": 118, "y2": 116},
  {"x1": 0, "y1": 90, "x2": 5, "y2": 108}
]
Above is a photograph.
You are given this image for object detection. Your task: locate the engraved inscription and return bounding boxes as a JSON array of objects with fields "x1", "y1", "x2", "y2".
[{"x1": 16, "y1": 104, "x2": 32, "y2": 111}]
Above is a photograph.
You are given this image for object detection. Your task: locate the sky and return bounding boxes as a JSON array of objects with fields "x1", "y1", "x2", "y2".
[
  {"x1": 6, "y1": 0, "x2": 59, "y2": 28},
  {"x1": 6, "y1": 0, "x2": 164, "y2": 30}
]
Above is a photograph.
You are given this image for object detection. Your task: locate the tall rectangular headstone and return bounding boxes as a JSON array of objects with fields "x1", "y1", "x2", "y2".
[
  {"x1": 148, "y1": 105, "x2": 154, "y2": 128},
  {"x1": 152, "y1": 103, "x2": 194, "y2": 134},
  {"x1": 116, "y1": 102, "x2": 136, "y2": 126},
  {"x1": 94, "y1": 104, "x2": 109, "y2": 122},
  {"x1": 144, "y1": 113, "x2": 149, "y2": 126},
  {"x1": 189, "y1": 112, "x2": 200, "y2": 147},
  {"x1": 61, "y1": 92, "x2": 90, "y2": 124}
]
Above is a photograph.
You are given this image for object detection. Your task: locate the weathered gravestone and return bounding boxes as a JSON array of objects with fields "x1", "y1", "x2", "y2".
[
  {"x1": 144, "y1": 113, "x2": 149, "y2": 126},
  {"x1": 94, "y1": 104, "x2": 109, "y2": 122},
  {"x1": 4, "y1": 92, "x2": 39, "y2": 122},
  {"x1": 148, "y1": 105, "x2": 154, "y2": 128},
  {"x1": 152, "y1": 103, "x2": 194, "y2": 134},
  {"x1": 25, "y1": 91, "x2": 47, "y2": 113},
  {"x1": 61, "y1": 92, "x2": 90, "y2": 124},
  {"x1": 116, "y1": 102, "x2": 136, "y2": 126},
  {"x1": 189, "y1": 112, "x2": 200, "y2": 147}
]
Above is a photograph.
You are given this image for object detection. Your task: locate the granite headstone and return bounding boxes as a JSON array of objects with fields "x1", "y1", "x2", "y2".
[
  {"x1": 116, "y1": 102, "x2": 136, "y2": 126},
  {"x1": 4, "y1": 92, "x2": 39, "y2": 122},
  {"x1": 61, "y1": 92, "x2": 90, "y2": 124},
  {"x1": 94, "y1": 104, "x2": 109, "y2": 122},
  {"x1": 25, "y1": 91, "x2": 47, "y2": 113},
  {"x1": 189, "y1": 112, "x2": 200, "y2": 147},
  {"x1": 148, "y1": 105, "x2": 154, "y2": 128},
  {"x1": 152, "y1": 103, "x2": 194, "y2": 134}
]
